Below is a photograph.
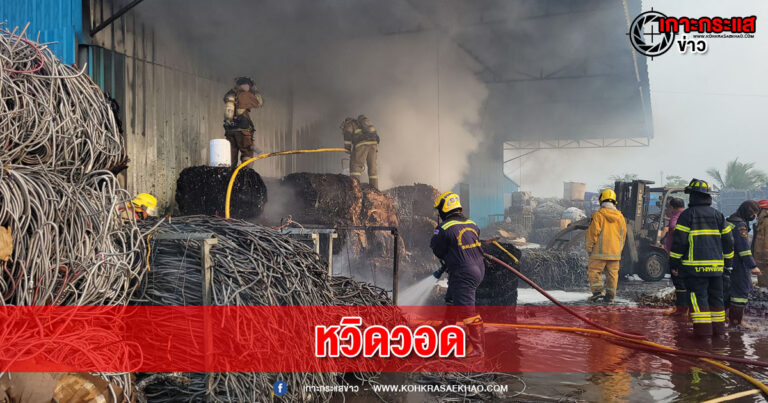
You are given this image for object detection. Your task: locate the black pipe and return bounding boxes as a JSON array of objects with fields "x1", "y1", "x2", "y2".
[
  {"x1": 90, "y1": 0, "x2": 146, "y2": 36},
  {"x1": 392, "y1": 228, "x2": 399, "y2": 305}
]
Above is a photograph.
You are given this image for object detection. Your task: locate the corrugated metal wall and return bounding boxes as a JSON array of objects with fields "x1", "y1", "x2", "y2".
[
  {"x1": 0, "y1": 0, "x2": 82, "y2": 65},
  {"x1": 86, "y1": 0, "x2": 297, "y2": 212},
  {"x1": 460, "y1": 140, "x2": 518, "y2": 229}
]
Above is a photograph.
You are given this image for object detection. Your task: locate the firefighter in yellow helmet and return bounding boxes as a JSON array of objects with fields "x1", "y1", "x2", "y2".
[
  {"x1": 585, "y1": 189, "x2": 628, "y2": 303},
  {"x1": 223, "y1": 77, "x2": 264, "y2": 166},
  {"x1": 121, "y1": 193, "x2": 157, "y2": 221},
  {"x1": 670, "y1": 179, "x2": 733, "y2": 337},
  {"x1": 430, "y1": 191, "x2": 485, "y2": 357}
]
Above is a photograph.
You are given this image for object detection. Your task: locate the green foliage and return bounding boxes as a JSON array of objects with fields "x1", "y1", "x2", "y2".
[
  {"x1": 603, "y1": 173, "x2": 639, "y2": 190},
  {"x1": 664, "y1": 175, "x2": 689, "y2": 187},
  {"x1": 706, "y1": 159, "x2": 768, "y2": 190}
]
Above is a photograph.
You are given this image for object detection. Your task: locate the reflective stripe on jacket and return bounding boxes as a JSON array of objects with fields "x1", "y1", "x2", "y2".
[
  {"x1": 669, "y1": 203, "x2": 734, "y2": 277},
  {"x1": 727, "y1": 217, "x2": 757, "y2": 272},
  {"x1": 430, "y1": 214, "x2": 484, "y2": 270}
]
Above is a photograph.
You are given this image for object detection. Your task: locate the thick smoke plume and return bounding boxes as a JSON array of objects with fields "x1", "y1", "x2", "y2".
[{"x1": 137, "y1": 0, "x2": 489, "y2": 190}]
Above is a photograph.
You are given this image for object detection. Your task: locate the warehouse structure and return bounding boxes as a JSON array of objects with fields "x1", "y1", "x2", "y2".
[{"x1": 1, "y1": 0, "x2": 651, "y2": 225}]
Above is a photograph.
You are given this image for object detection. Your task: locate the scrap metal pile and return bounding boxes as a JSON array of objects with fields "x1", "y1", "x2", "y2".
[
  {"x1": 0, "y1": 26, "x2": 126, "y2": 173},
  {"x1": 0, "y1": 27, "x2": 143, "y2": 307},
  {"x1": 136, "y1": 216, "x2": 391, "y2": 402},
  {"x1": 518, "y1": 249, "x2": 588, "y2": 290},
  {"x1": 0, "y1": 27, "x2": 145, "y2": 399},
  {"x1": 175, "y1": 166, "x2": 267, "y2": 219}
]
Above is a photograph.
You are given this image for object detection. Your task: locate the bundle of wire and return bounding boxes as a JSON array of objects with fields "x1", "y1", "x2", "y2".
[
  {"x1": 0, "y1": 167, "x2": 144, "y2": 306},
  {"x1": 135, "y1": 216, "x2": 391, "y2": 402},
  {"x1": 0, "y1": 25, "x2": 126, "y2": 173},
  {"x1": 519, "y1": 249, "x2": 588, "y2": 289},
  {"x1": 0, "y1": 25, "x2": 144, "y2": 401}
]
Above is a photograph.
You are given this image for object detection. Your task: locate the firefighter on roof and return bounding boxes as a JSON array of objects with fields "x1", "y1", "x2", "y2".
[{"x1": 223, "y1": 77, "x2": 264, "y2": 166}]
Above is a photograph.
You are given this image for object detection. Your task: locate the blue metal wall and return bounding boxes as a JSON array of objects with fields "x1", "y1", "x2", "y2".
[
  {"x1": 0, "y1": 0, "x2": 82, "y2": 64},
  {"x1": 458, "y1": 142, "x2": 518, "y2": 229}
]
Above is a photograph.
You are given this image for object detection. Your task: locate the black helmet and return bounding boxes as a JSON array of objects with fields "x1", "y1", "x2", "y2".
[
  {"x1": 235, "y1": 76, "x2": 254, "y2": 86},
  {"x1": 684, "y1": 178, "x2": 713, "y2": 195}
]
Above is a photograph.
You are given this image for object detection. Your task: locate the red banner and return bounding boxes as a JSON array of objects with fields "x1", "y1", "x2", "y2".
[{"x1": 0, "y1": 306, "x2": 704, "y2": 372}]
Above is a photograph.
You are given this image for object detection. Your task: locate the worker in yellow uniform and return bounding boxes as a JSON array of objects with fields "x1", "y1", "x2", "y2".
[
  {"x1": 121, "y1": 193, "x2": 158, "y2": 221},
  {"x1": 223, "y1": 77, "x2": 264, "y2": 166},
  {"x1": 585, "y1": 189, "x2": 627, "y2": 303},
  {"x1": 347, "y1": 114, "x2": 379, "y2": 189}
]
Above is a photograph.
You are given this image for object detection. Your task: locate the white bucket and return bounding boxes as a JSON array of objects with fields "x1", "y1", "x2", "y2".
[{"x1": 209, "y1": 139, "x2": 231, "y2": 167}]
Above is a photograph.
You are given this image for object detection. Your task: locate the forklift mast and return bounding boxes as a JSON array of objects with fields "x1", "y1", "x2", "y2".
[{"x1": 614, "y1": 180, "x2": 655, "y2": 235}]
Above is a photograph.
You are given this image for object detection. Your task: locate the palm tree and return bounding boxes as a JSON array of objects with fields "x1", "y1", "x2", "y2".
[{"x1": 706, "y1": 159, "x2": 768, "y2": 190}]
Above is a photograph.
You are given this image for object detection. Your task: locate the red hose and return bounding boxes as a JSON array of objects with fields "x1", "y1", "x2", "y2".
[{"x1": 484, "y1": 253, "x2": 647, "y2": 340}]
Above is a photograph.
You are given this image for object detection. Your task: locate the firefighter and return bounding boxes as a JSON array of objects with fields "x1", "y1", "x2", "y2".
[
  {"x1": 669, "y1": 179, "x2": 734, "y2": 337},
  {"x1": 753, "y1": 200, "x2": 768, "y2": 287},
  {"x1": 585, "y1": 189, "x2": 627, "y2": 303},
  {"x1": 725, "y1": 200, "x2": 761, "y2": 327},
  {"x1": 223, "y1": 77, "x2": 264, "y2": 166},
  {"x1": 430, "y1": 191, "x2": 485, "y2": 357},
  {"x1": 121, "y1": 193, "x2": 157, "y2": 221},
  {"x1": 348, "y1": 114, "x2": 379, "y2": 189},
  {"x1": 663, "y1": 197, "x2": 688, "y2": 315}
]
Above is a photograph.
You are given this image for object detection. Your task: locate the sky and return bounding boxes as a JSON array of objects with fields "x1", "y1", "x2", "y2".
[{"x1": 511, "y1": 0, "x2": 768, "y2": 197}]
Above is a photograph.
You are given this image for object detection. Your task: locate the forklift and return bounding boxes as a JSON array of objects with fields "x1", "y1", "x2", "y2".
[{"x1": 547, "y1": 180, "x2": 685, "y2": 281}]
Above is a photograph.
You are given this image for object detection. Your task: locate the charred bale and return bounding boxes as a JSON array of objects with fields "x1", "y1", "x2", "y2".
[
  {"x1": 386, "y1": 183, "x2": 441, "y2": 219},
  {"x1": 477, "y1": 242, "x2": 521, "y2": 306},
  {"x1": 175, "y1": 166, "x2": 266, "y2": 219},
  {"x1": 359, "y1": 187, "x2": 404, "y2": 258},
  {"x1": 281, "y1": 173, "x2": 362, "y2": 226}
]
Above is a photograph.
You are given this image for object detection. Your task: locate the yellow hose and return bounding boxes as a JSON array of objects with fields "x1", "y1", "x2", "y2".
[
  {"x1": 700, "y1": 389, "x2": 760, "y2": 403},
  {"x1": 485, "y1": 322, "x2": 768, "y2": 396},
  {"x1": 491, "y1": 240, "x2": 519, "y2": 264},
  {"x1": 224, "y1": 148, "x2": 348, "y2": 218}
]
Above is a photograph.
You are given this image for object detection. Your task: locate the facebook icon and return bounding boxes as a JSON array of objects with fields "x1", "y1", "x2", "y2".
[{"x1": 273, "y1": 380, "x2": 287, "y2": 396}]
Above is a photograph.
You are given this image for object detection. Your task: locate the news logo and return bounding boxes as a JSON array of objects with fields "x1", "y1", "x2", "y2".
[
  {"x1": 273, "y1": 380, "x2": 287, "y2": 396},
  {"x1": 628, "y1": 9, "x2": 756, "y2": 58}
]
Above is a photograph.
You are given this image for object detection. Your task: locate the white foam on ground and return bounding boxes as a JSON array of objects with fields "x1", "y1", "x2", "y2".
[{"x1": 518, "y1": 288, "x2": 592, "y2": 304}]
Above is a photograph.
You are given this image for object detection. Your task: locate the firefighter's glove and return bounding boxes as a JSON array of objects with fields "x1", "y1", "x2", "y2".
[{"x1": 433, "y1": 265, "x2": 447, "y2": 279}]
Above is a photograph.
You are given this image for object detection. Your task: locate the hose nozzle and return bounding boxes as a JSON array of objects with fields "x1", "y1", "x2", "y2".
[{"x1": 432, "y1": 266, "x2": 446, "y2": 279}]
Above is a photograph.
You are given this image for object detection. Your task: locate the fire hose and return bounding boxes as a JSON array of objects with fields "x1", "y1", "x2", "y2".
[
  {"x1": 484, "y1": 253, "x2": 646, "y2": 340},
  {"x1": 224, "y1": 148, "x2": 349, "y2": 218}
]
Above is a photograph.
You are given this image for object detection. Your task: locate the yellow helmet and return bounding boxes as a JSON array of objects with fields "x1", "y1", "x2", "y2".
[
  {"x1": 132, "y1": 193, "x2": 158, "y2": 217},
  {"x1": 434, "y1": 191, "x2": 462, "y2": 214},
  {"x1": 599, "y1": 189, "x2": 617, "y2": 204}
]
